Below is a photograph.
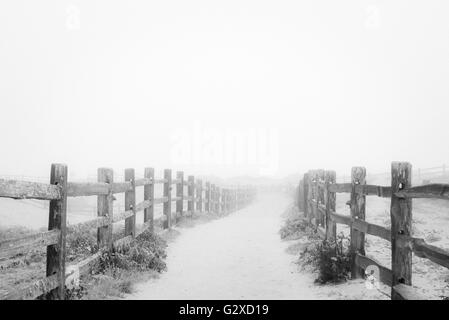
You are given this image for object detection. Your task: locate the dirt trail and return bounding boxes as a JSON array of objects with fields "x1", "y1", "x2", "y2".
[{"x1": 127, "y1": 193, "x2": 325, "y2": 300}]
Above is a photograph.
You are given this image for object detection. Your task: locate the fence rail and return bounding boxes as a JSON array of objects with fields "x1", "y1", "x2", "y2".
[
  {"x1": 0, "y1": 164, "x2": 256, "y2": 300},
  {"x1": 296, "y1": 161, "x2": 449, "y2": 300}
]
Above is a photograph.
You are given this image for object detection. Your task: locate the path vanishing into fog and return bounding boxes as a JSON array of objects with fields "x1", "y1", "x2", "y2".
[{"x1": 127, "y1": 193, "x2": 321, "y2": 299}]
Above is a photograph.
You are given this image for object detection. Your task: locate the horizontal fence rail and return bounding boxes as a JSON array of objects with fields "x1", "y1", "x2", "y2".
[
  {"x1": 0, "y1": 164, "x2": 256, "y2": 300},
  {"x1": 296, "y1": 161, "x2": 449, "y2": 300}
]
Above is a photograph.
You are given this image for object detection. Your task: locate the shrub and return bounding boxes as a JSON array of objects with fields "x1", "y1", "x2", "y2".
[
  {"x1": 66, "y1": 226, "x2": 99, "y2": 262},
  {"x1": 300, "y1": 233, "x2": 351, "y2": 284},
  {"x1": 99, "y1": 230, "x2": 167, "y2": 274},
  {"x1": 280, "y1": 217, "x2": 310, "y2": 240},
  {"x1": 66, "y1": 230, "x2": 168, "y2": 299}
]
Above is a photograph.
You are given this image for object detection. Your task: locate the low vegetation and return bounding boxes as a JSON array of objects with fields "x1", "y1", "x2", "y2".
[
  {"x1": 299, "y1": 233, "x2": 351, "y2": 284},
  {"x1": 280, "y1": 205, "x2": 351, "y2": 285},
  {"x1": 0, "y1": 225, "x2": 168, "y2": 300},
  {"x1": 66, "y1": 229, "x2": 167, "y2": 300}
]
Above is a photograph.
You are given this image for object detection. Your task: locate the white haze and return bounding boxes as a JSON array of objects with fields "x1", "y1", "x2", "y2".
[{"x1": 1, "y1": 0, "x2": 449, "y2": 181}]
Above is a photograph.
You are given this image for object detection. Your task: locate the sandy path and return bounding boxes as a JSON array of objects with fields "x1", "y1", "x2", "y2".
[{"x1": 127, "y1": 193, "x2": 323, "y2": 300}]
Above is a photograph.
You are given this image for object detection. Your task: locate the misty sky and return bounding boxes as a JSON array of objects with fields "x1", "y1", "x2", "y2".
[{"x1": 1, "y1": 1, "x2": 449, "y2": 180}]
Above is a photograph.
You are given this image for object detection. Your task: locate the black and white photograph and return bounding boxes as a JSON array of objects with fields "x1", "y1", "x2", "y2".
[{"x1": 1, "y1": 0, "x2": 449, "y2": 308}]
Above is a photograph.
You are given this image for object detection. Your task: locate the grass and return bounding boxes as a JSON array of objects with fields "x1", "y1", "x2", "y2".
[
  {"x1": 280, "y1": 205, "x2": 351, "y2": 285},
  {"x1": 65, "y1": 229, "x2": 168, "y2": 300},
  {"x1": 299, "y1": 233, "x2": 351, "y2": 284},
  {"x1": 0, "y1": 224, "x2": 168, "y2": 300}
]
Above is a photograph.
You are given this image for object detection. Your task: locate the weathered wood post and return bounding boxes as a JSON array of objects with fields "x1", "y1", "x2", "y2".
[
  {"x1": 176, "y1": 171, "x2": 184, "y2": 220},
  {"x1": 349, "y1": 167, "x2": 366, "y2": 278},
  {"x1": 233, "y1": 187, "x2": 237, "y2": 212},
  {"x1": 297, "y1": 179, "x2": 304, "y2": 211},
  {"x1": 303, "y1": 172, "x2": 309, "y2": 217},
  {"x1": 98, "y1": 168, "x2": 113, "y2": 250},
  {"x1": 163, "y1": 169, "x2": 172, "y2": 228},
  {"x1": 46, "y1": 163, "x2": 68, "y2": 300},
  {"x1": 216, "y1": 187, "x2": 221, "y2": 213},
  {"x1": 306, "y1": 171, "x2": 314, "y2": 224},
  {"x1": 197, "y1": 179, "x2": 203, "y2": 213},
  {"x1": 125, "y1": 168, "x2": 136, "y2": 237},
  {"x1": 210, "y1": 184, "x2": 215, "y2": 213},
  {"x1": 144, "y1": 167, "x2": 154, "y2": 232},
  {"x1": 307, "y1": 170, "x2": 315, "y2": 225},
  {"x1": 390, "y1": 162, "x2": 413, "y2": 299},
  {"x1": 317, "y1": 169, "x2": 325, "y2": 227},
  {"x1": 188, "y1": 175, "x2": 195, "y2": 215},
  {"x1": 224, "y1": 188, "x2": 230, "y2": 213},
  {"x1": 324, "y1": 170, "x2": 337, "y2": 241},
  {"x1": 234, "y1": 188, "x2": 238, "y2": 212},
  {"x1": 222, "y1": 188, "x2": 227, "y2": 213},
  {"x1": 204, "y1": 182, "x2": 210, "y2": 213}
]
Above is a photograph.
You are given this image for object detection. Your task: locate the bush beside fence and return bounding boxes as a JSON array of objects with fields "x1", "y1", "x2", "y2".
[{"x1": 296, "y1": 161, "x2": 449, "y2": 300}]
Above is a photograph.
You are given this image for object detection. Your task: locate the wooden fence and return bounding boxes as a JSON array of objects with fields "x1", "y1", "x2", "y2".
[
  {"x1": 296, "y1": 162, "x2": 449, "y2": 300},
  {"x1": 0, "y1": 164, "x2": 255, "y2": 300}
]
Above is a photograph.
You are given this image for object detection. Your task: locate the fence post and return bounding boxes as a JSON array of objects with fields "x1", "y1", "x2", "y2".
[
  {"x1": 234, "y1": 187, "x2": 239, "y2": 211},
  {"x1": 176, "y1": 171, "x2": 184, "y2": 220},
  {"x1": 188, "y1": 175, "x2": 195, "y2": 215},
  {"x1": 125, "y1": 168, "x2": 136, "y2": 237},
  {"x1": 163, "y1": 169, "x2": 172, "y2": 228},
  {"x1": 307, "y1": 170, "x2": 315, "y2": 225},
  {"x1": 297, "y1": 179, "x2": 303, "y2": 211},
  {"x1": 349, "y1": 167, "x2": 366, "y2": 279},
  {"x1": 197, "y1": 179, "x2": 203, "y2": 213},
  {"x1": 225, "y1": 189, "x2": 230, "y2": 213},
  {"x1": 391, "y1": 162, "x2": 413, "y2": 299},
  {"x1": 317, "y1": 169, "x2": 325, "y2": 227},
  {"x1": 46, "y1": 163, "x2": 68, "y2": 300},
  {"x1": 205, "y1": 182, "x2": 210, "y2": 213},
  {"x1": 234, "y1": 188, "x2": 238, "y2": 212},
  {"x1": 210, "y1": 184, "x2": 215, "y2": 213},
  {"x1": 222, "y1": 189, "x2": 226, "y2": 213},
  {"x1": 303, "y1": 173, "x2": 309, "y2": 217},
  {"x1": 144, "y1": 167, "x2": 154, "y2": 232},
  {"x1": 324, "y1": 170, "x2": 336, "y2": 241},
  {"x1": 216, "y1": 187, "x2": 221, "y2": 213},
  {"x1": 98, "y1": 168, "x2": 113, "y2": 250}
]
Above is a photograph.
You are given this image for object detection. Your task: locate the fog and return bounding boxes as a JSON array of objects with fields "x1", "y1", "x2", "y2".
[{"x1": 1, "y1": 1, "x2": 449, "y2": 181}]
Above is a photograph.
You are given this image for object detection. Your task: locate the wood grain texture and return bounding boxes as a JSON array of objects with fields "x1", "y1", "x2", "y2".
[
  {"x1": 390, "y1": 162, "x2": 413, "y2": 300},
  {"x1": 196, "y1": 179, "x2": 203, "y2": 213},
  {"x1": 97, "y1": 168, "x2": 113, "y2": 250},
  {"x1": 395, "y1": 183, "x2": 449, "y2": 200},
  {"x1": 324, "y1": 170, "x2": 336, "y2": 240},
  {"x1": 176, "y1": 171, "x2": 184, "y2": 219},
  {"x1": 187, "y1": 176, "x2": 195, "y2": 215},
  {"x1": 392, "y1": 284, "x2": 426, "y2": 300},
  {"x1": 330, "y1": 212, "x2": 352, "y2": 226},
  {"x1": 350, "y1": 166, "x2": 366, "y2": 279},
  {"x1": 124, "y1": 169, "x2": 136, "y2": 237},
  {"x1": 163, "y1": 169, "x2": 172, "y2": 228},
  {"x1": 46, "y1": 163, "x2": 68, "y2": 300},
  {"x1": 0, "y1": 230, "x2": 60, "y2": 259},
  {"x1": 0, "y1": 179, "x2": 61, "y2": 200},
  {"x1": 144, "y1": 168, "x2": 154, "y2": 231},
  {"x1": 205, "y1": 182, "x2": 210, "y2": 212},
  {"x1": 303, "y1": 173, "x2": 309, "y2": 217},
  {"x1": 1, "y1": 274, "x2": 59, "y2": 300},
  {"x1": 67, "y1": 182, "x2": 109, "y2": 197}
]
